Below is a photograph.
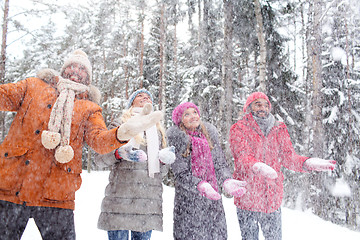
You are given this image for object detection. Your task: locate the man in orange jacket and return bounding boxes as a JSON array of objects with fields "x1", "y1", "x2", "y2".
[{"x1": 0, "y1": 49, "x2": 162, "y2": 240}]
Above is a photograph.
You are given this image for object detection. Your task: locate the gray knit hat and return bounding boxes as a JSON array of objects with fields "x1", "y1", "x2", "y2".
[
  {"x1": 60, "y1": 49, "x2": 92, "y2": 85},
  {"x1": 127, "y1": 89, "x2": 153, "y2": 109}
]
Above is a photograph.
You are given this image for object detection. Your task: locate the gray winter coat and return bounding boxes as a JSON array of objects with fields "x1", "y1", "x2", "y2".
[
  {"x1": 166, "y1": 122, "x2": 232, "y2": 240},
  {"x1": 95, "y1": 118, "x2": 167, "y2": 232}
]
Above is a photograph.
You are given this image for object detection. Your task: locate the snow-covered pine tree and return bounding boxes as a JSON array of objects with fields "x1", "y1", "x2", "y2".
[{"x1": 320, "y1": 0, "x2": 360, "y2": 228}]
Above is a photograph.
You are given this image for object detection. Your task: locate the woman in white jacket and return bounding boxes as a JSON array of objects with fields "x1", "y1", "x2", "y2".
[{"x1": 95, "y1": 89, "x2": 175, "y2": 240}]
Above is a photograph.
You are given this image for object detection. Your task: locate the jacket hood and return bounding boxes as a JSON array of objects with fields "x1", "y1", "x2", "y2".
[{"x1": 36, "y1": 68, "x2": 101, "y2": 105}]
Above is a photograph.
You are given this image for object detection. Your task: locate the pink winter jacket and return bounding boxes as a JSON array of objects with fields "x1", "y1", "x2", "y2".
[{"x1": 229, "y1": 113, "x2": 308, "y2": 213}]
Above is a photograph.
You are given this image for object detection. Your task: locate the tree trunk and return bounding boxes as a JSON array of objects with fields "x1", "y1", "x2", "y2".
[
  {"x1": 174, "y1": 24, "x2": 178, "y2": 81},
  {"x1": 124, "y1": 46, "x2": 129, "y2": 99},
  {"x1": 0, "y1": 0, "x2": 9, "y2": 83},
  {"x1": 311, "y1": 0, "x2": 324, "y2": 158},
  {"x1": 198, "y1": 0, "x2": 202, "y2": 46},
  {"x1": 254, "y1": 0, "x2": 266, "y2": 92},
  {"x1": 302, "y1": 1, "x2": 311, "y2": 154},
  {"x1": 158, "y1": 1, "x2": 166, "y2": 110},
  {"x1": 222, "y1": 0, "x2": 234, "y2": 168},
  {"x1": 0, "y1": 0, "x2": 9, "y2": 141},
  {"x1": 123, "y1": 9, "x2": 130, "y2": 99},
  {"x1": 310, "y1": 0, "x2": 326, "y2": 219},
  {"x1": 301, "y1": 0, "x2": 312, "y2": 211},
  {"x1": 139, "y1": 6, "x2": 145, "y2": 88},
  {"x1": 87, "y1": 147, "x2": 92, "y2": 173}
]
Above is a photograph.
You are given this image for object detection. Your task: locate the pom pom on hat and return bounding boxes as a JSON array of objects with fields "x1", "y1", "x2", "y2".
[
  {"x1": 61, "y1": 49, "x2": 92, "y2": 85},
  {"x1": 243, "y1": 92, "x2": 271, "y2": 113},
  {"x1": 127, "y1": 89, "x2": 153, "y2": 109},
  {"x1": 172, "y1": 102, "x2": 200, "y2": 125}
]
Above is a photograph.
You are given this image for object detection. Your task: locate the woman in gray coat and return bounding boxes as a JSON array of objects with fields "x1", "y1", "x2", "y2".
[
  {"x1": 167, "y1": 102, "x2": 247, "y2": 240},
  {"x1": 95, "y1": 89, "x2": 175, "y2": 240}
]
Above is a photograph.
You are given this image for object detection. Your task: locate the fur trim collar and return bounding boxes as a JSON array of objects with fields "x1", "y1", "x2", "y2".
[{"x1": 36, "y1": 68, "x2": 101, "y2": 105}]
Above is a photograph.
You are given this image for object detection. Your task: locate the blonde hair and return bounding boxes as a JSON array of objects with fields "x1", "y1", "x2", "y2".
[
  {"x1": 179, "y1": 121, "x2": 213, "y2": 157},
  {"x1": 121, "y1": 106, "x2": 167, "y2": 148}
]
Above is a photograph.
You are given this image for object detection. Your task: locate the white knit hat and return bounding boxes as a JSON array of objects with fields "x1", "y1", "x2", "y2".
[{"x1": 60, "y1": 49, "x2": 92, "y2": 84}]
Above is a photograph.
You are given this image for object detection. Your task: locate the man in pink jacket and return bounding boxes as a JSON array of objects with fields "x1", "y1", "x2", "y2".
[{"x1": 229, "y1": 92, "x2": 336, "y2": 240}]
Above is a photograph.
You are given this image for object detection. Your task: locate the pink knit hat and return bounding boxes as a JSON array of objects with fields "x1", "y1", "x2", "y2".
[
  {"x1": 243, "y1": 92, "x2": 271, "y2": 112},
  {"x1": 172, "y1": 102, "x2": 200, "y2": 125}
]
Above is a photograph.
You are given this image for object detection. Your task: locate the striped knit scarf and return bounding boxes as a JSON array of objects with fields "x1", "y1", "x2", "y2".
[{"x1": 41, "y1": 77, "x2": 89, "y2": 163}]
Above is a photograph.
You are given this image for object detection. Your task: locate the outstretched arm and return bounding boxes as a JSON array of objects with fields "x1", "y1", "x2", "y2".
[
  {"x1": 116, "y1": 103, "x2": 163, "y2": 140},
  {"x1": 303, "y1": 158, "x2": 336, "y2": 171},
  {"x1": 86, "y1": 103, "x2": 163, "y2": 155},
  {"x1": 0, "y1": 78, "x2": 28, "y2": 112},
  {"x1": 277, "y1": 126, "x2": 308, "y2": 172}
]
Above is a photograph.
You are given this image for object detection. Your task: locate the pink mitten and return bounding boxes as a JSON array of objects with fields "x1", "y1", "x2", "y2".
[
  {"x1": 197, "y1": 181, "x2": 221, "y2": 200},
  {"x1": 252, "y1": 162, "x2": 278, "y2": 179},
  {"x1": 223, "y1": 179, "x2": 247, "y2": 197},
  {"x1": 303, "y1": 158, "x2": 336, "y2": 171}
]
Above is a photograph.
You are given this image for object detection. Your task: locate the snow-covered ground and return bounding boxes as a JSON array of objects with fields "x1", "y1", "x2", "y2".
[{"x1": 21, "y1": 171, "x2": 360, "y2": 240}]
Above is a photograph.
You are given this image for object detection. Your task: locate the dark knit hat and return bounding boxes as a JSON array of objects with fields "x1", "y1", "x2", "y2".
[
  {"x1": 243, "y1": 92, "x2": 271, "y2": 112},
  {"x1": 172, "y1": 102, "x2": 200, "y2": 125},
  {"x1": 127, "y1": 89, "x2": 153, "y2": 109}
]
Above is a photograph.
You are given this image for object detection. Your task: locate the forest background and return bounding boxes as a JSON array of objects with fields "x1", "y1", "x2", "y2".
[{"x1": 0, "y1": 0, "x2": 359, "y2": 233}]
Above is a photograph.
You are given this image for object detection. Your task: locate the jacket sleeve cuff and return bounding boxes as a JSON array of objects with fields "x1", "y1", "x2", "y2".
[
  {"x1": 114, "y1": 148, "x2": 122, "y2": 160},
  {"x1": 115, "y1": 127, "x2": 129, "y2": 144}
]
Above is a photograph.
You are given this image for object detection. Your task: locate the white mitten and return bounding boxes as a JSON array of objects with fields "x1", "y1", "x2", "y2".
[
  {"x1": 197, "y1": 181, "x2": 221, "y2": 200},
  {"x1": 303, "y1": 158, "x2": 336, "y2": 171},
  {"x1": 252, "y1": 162, "x2": 278, "y2": 179},
  {"x1": 223, "y1": 179, "x2": 247, "y2": 197},
  {"x1": 159, "y1": 146, "x2": 176, "y2": 164},
  {"x1": 117, "y1": 103, "x2": 163, "y2": 141}
]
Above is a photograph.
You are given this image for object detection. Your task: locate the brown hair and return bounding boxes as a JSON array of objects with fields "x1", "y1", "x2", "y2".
[{"x1": 179, "y1": 121, "x2": 213, "y2": 157}]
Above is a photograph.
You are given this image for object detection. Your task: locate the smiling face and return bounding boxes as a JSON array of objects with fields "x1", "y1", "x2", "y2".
[
  {"x1": 132, "y1": 92, "x2": 152, "y2": 108},
  {"x1": 250, "y1": 98, "x2": 270, "y2": 119},
  {"x1": 181, "y1": 107, "x2": 201, "y2": 131},
  {"x1": 62, "y1": 63, "x2": 90, "y2": 85}
]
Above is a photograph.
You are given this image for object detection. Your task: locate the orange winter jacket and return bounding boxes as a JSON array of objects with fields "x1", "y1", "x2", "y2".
[{"x1": 0, "y1": 77, "x2": 125, "y2": 210}]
